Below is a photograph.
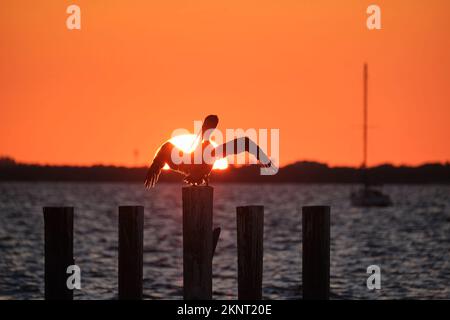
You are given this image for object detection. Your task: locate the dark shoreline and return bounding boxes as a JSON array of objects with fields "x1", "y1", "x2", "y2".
[{"x1": 1, "y1": 159, "x2": 449, "y2": 184}]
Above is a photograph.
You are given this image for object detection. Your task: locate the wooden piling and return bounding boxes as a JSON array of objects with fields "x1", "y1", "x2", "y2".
[
  {"x1": 118, "y1": 206, "x2": 144, "y2": 300},
  {"x1": 236, "y1": 205, "x2": 264, "y2": 300},
  {"x1": 212, "y1": 227, "x2": 221, "y2": 256},
  {"x1": 43, "y1": 207, "x2": 74, "y2": 300},
  {"x1": 182, "y1": 186, "x2": 213, "y2": 300},
  {"x1": 302, "y1": 206, "x2": 330, "y2": 300}
]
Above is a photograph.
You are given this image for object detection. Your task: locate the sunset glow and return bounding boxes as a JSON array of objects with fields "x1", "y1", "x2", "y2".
[
  {"x1": 162, "y1": 134, "x2": 228, "y2": 170},
  {"x1": 0, "y1": 1, "x2": 449, "y2": 167}
]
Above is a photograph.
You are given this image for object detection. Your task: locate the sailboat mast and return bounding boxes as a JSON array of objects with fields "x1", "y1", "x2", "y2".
[{"x1": 363, "y1": 63, "x2": 368, "y2": 170}]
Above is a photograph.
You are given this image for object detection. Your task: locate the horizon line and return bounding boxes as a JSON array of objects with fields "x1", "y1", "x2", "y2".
[{"x1": 1, "y1": 156, "x2": 448, "y2": 170}]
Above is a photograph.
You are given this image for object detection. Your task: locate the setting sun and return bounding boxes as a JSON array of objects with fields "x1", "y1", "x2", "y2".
[{"x1": 161, "y1": 134, "x2": 228, "y2": 170}]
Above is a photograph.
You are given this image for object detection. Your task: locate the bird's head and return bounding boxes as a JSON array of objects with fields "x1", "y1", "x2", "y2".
[{"x1": 201, "y1": 115, "x2": 219, "y2": 140}]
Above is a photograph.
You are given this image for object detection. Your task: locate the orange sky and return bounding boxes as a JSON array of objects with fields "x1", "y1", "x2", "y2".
[{"x1": 0, "y1": 0, "x2": 449, "y2": 167}]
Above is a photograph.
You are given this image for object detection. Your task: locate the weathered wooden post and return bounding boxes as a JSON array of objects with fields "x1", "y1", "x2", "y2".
[
  {"x1": 212, "y1": 227, "x2": 221, "y2": 256},
  {"x1": 302, "y1": 206, "x2": 330, "y2": 300},
  {"x1": 43, "y1": 207, "x2": 74, "y2": 300},
  {"x1": 236, "y1": 205, "x2": 264, "y2": 300},
  {"x1": 182, "y1": 186, "x2": 213, "y2": 300},
  {"x1": 119, "y1": 206, "x2": 144, "y2": 300}
]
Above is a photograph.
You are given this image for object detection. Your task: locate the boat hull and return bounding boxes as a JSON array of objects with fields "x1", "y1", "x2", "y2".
[{"x1": 350, "y1": 188, "x2": 392, "y2": 207}]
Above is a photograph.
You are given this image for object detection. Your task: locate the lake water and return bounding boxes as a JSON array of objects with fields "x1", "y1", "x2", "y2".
[{"x1": 0, "y1": 182, "x2": 449, "y2": 299}]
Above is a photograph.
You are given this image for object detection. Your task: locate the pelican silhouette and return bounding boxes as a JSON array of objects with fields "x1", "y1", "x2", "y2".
[{"x1": 144, "y1": 115, "x2": 273, "y2": 188}]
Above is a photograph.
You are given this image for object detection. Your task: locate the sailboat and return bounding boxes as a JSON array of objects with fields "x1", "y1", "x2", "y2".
[{"x1": 350, "y1": 63, "x2": 392, "y2": 207}]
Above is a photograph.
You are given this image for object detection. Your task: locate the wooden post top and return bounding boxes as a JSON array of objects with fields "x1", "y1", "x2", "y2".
[
  {"x1": 237, "y1": 205, "x2": 264, "y2": 210},
  {"x1": 182, "y1": 185, "x2": 213, "y2": 190},
  {"x1": 43, "y1": 206, "x2": 74, "y2": 214},
  {"x1": 302, "y1": 205, "x2": 330, "y2": 210},
  {"x1": 118, "y1": 205, "x2": 144, "y2": 210}
]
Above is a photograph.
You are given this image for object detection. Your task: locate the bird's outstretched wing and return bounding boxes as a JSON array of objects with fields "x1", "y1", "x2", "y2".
[
  {"x1": 213, "y1": 137, "x2": 273, "y2": 168},
  {"x1": 145, "y1": 142, "x2": 174, "y2": 188}
]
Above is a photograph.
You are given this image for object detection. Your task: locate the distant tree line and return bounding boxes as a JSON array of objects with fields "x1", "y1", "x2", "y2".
[{"x1": 1, "y1": 157, "x2": 449, "y2": 184}]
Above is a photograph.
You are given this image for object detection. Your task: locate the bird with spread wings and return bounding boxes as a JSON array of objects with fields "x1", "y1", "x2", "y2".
[{"x1": 144, "y1": 115, "x2": 275, "y2": 188}]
